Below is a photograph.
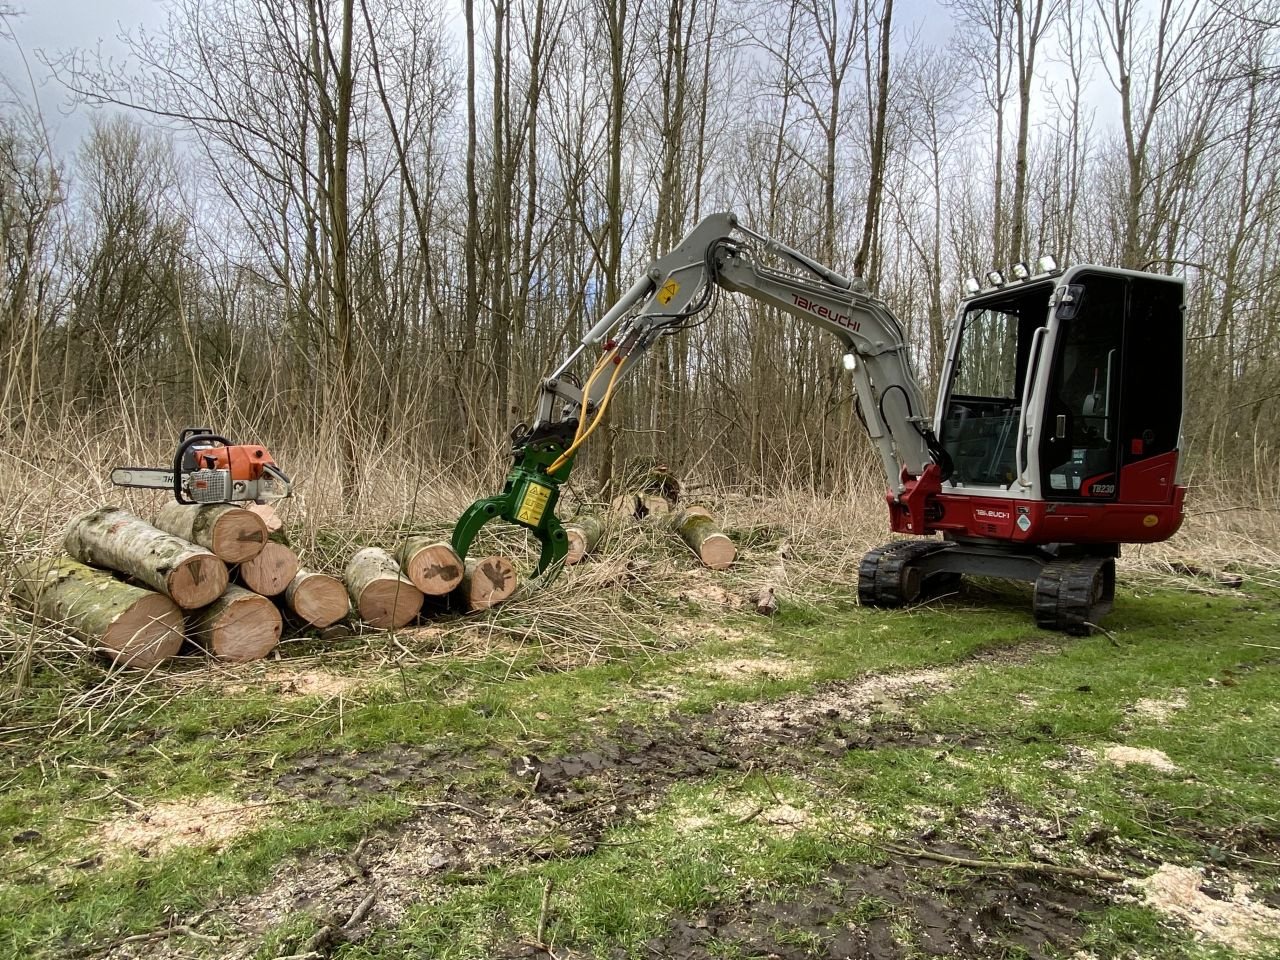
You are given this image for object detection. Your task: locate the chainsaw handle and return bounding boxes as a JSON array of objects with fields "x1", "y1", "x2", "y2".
[{"x1": 172, "y1": 430, "x2": 231, "y2": 504}]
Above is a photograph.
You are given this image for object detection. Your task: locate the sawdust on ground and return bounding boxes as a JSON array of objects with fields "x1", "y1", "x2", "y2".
[
  {"x1": 212, "y1": 666, "x2": 374, "y2": 699},
  {"x1": 1102, "y1": 745, "x2": 1181, "y2": 773},
  {"x1": 1136, "y1": 863, "x2": 1280, "y2": 952},
  {"x1": 669, "y1": 792, "x2": 865, "y2": 838},
  {"x1": 738, "y1": 666, "x2": 955, "y2": 738},
  {"x1": 691, "y1": 656, "x2": 804, "y2": 681},
  {"x1": 1130, "y1": 696, "x2": 1188, "y2": 722},
  {"x1": 98, "y1": 795, "x2": 269, "y2": 857}
]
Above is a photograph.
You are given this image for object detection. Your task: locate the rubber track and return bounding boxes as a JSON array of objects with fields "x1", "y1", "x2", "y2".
[
  {"x1": 858, "y1": 540, "x2": 952, "y2": 608},
  {"x1": 1033, "y1": 557, "x2": 1114, "y2": 635}
]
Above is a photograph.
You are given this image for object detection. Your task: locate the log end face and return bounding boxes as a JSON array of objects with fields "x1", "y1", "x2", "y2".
[
  {"x1": 404, "y1": 542, "x2": 465, "y2": 595},
  {"x1": 292, "y1": 574, "x2": 350, "y2": 628},
  {"x1": 240, "y1": 542, "x2": 300, "y2": 597},
  {"x1": 104, "y1": 594, "x2": 184, "y2": 667},
  {"x1": 205, "y1": 592, "x2": 283, "y2": 663},
  {"x1": 464, "y1": 556, "x2": 517, "y2": 609},
  {"x1": 212, "y1": 509, "x2": 270, "y2": 563},
  {"x1": 700, "y1": 534, "x2": 736, "y2": 571},
  {"x1": 167, "y1": 554, "x2": 229, "y2": 609},
  {"x1": 564, "y1": 529, "x2": 588, "y2": 565},
  {"x1": 357, "y1": 581, "x2": 424, "y2": 630}
]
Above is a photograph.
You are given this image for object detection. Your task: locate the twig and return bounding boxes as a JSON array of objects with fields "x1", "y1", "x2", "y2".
[
  {"x1": 1083, "y1": 622, "x2": 1121, "y2": 647},
  {"x1": 343, "y1": 886, "x2": 379, "y2": 931},
  {"x1": 733, "y1": 804, "x2": 765, "y2": 825},
  {"x1": 884, "y1": 843, "x2": 1126, "y2": 882},
  {"x1": 536, "y1": 877, "x2": 554, "y2": 947}
]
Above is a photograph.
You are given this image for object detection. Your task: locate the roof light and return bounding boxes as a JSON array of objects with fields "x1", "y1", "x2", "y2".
[
  {"x1": 962, "y1": 276, "x2": 981, "y2": 295},
  {"x1": 986, "y1": 269, "x2": 1005, "y2": 287},
  {"x1": 1011, "y1": 261, "x2": 1030, "y2": 280},
  {"x1": 1036, "y1": 254, "x2": 1058, "y2": 274}
]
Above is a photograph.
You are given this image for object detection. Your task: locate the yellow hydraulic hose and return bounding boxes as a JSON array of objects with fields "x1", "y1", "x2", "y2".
[{"x1": 549, "y1": 351, "x2": 626, "y2": 474}]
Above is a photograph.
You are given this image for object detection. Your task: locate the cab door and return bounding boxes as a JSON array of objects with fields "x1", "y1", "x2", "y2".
[{"x1": 1037, "y1": 271, "x2": 1184, "y2": 504}]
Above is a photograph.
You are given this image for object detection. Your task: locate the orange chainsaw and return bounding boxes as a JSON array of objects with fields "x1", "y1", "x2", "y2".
[{"x1": 111, "y1": 427, "x2": 291, "y2": 505}]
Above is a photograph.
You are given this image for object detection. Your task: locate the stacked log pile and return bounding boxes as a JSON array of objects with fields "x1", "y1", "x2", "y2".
[{"x1": 15, "y1": 502, "x2": 522, "y2": 670}]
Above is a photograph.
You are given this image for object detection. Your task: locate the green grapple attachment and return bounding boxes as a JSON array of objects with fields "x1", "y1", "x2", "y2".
[{"x1": 451, "y1": 431, "x2": 576, "y2": 579}]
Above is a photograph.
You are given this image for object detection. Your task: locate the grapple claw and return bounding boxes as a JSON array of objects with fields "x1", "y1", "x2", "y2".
[{"x1": 450, "y1": 441, "x2": 574, "y2": 581}]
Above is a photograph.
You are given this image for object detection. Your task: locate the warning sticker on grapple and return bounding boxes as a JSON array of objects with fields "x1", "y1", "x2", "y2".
[
  {"x1": 516, "y1": 483, "x2": 552, "y2": 526},
  {"x1": 657, "y1": 278, "x2": 680, "y2": 305}
]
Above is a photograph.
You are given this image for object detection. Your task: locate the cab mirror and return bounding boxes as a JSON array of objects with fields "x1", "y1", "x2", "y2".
[{"x1": 1054, "y1": 284, "x2": 1084, "y2": 321}]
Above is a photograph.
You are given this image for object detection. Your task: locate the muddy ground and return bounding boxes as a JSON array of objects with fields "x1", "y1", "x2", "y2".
[{"x1": 99, "y1": 644, "x2": 1139, "y2": 960}]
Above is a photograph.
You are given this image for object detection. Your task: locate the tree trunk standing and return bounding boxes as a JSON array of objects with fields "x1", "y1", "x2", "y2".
[
  {"x1": 854, "y1": 0, "x2": 894, "y2": 282},
  {"x1": 596, "y1": 0, "x2": 629, "y2": 499},
  {"x1": 490, "y1": 0, "x2": 511, "y2": 427},
  {"x1": 1008, "y1": 0, "x2": 1054, "y2": 264},
  {"x1": 514, "y1": 0, "x2": 556, "y2": 420},
  {"x1": 12, "y1": 558, "x2": 184, "y2": 667},
  {"x1": 64, "y1": 507, "x2": 228, "y2": 610},
  {"x1": 463, "y1": 0, "x2": 484, "y2": 458},
  {"x1": 306, "y1": 0, "x2": 359, "y2": 504}
]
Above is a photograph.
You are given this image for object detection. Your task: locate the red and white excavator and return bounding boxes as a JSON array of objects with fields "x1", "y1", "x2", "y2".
[{"x1": 452, "y1": 212, "x2": 1186, "y2": 634}]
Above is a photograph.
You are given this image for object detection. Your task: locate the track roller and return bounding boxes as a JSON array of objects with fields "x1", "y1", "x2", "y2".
[
  {"x1": 1033, "y1": 556, "x2": 1116, "y2": 635},
  {"x1": 857, "y1": 540, "x2": 957, "y2": 608}
]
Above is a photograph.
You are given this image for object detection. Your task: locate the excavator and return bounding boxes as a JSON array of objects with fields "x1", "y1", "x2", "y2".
[{"x1": 452, "y1": 212, "x2": 1186, "y2": 634}]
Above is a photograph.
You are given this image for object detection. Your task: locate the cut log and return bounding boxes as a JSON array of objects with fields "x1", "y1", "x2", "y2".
[
  {"x1": 284, "y1": 569, "x2": 349, "y2": 628},
  {"x1": 11, "y1": 558, "x2": 184, "y2": 667},
  {"x1": 564, "y1": 514, "x2": 605, "y2": 565},
  {"x1": 344, "y1": 547, "x2": 423, "y2": 629},
  {"x1": 237, "y1": 541, "x2": 300, "y2": 597},
  {"x1": 395, "y1": 538, "x2": 465, "y2": 595},
  {"x1": 64, "y1": 506, "x2": 228, "y2": 609},
  {"x1": 154, "y1": 502, "x2": 268, "y2": 564},
  {"x1": 672, "y1": 506, "x2": 736, "y2": 570},
  {"x1": 188, "y1": 585, "x2": 282, "y2": 662},
  {"x1": 454, "y1": 556, "x2": 517, "y2": 611}
]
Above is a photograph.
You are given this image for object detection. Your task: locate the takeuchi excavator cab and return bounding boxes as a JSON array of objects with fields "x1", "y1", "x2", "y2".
[
  {"x1": 860, "y1": 261, "x2": 1188, "y2": 633},
  {"x1": 933, "y1": 264, "x2": 1186, "y2": 546}
]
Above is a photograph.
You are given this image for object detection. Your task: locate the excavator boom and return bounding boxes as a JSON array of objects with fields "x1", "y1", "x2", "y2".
[{"x1": 451, "y1": 212, "x2": 950, "y2": 575}]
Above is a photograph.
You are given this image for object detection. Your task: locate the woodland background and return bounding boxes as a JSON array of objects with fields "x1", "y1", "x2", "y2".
[{"x1": 0, "y1": 0, "x2": 1276, "y2": 511}]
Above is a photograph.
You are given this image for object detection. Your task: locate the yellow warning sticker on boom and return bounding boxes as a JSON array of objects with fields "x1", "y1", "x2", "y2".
[
  {"x1": 516, "y1": 482, "x2": 552, "y2": 526},
  {"x1": 656, "y1": 278, "x2": 680, "y2": 305}
]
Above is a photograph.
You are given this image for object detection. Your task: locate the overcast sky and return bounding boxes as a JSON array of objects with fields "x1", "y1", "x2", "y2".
[{"x1": 0, "y1": 0, "x2": 1101, "y2": 159}]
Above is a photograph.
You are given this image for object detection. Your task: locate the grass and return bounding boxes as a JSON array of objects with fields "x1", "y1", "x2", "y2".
[{"x1": 2, "y1": 472, "x2": 1280, "y2": 958}]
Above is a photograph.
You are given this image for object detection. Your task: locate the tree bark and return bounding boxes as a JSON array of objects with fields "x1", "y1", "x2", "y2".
[
  {"x1": 237, "y1": 540, "x2": 300, "y2": 597},
  {"x1": 672, "y1": 506, "x2": 735, "y2": 570},
  {"x1": 64, "y1": 506, "x2": 228, "y2": 609},
  {"x1": 188, "y1": 584, "x2": 283, "y2": 662},
  {"x1": 395, "y1": 537, "x2": 465, "y2": 595},
  {"x1": 12, "y1": 557, "x2": 184, "y2": 667},
  {"x1": 344, "y1": 547, "x2": 424, "y2": 628},
  {"x1": 454, "y1": 556, "x2": 517, "y2": 611},
  {"x1": 154, "y1": 502, "x2": 268, "y2": 564},
  {"x1": 565, "y1": 514, "x2": 605, "y2": 565},
  {"x1": 284, "y1": 569, "x2": 350, "y2": 628}
]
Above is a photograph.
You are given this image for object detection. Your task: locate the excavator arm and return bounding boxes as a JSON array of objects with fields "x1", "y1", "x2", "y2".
[{"x1": 452, "y1": 211, "x2": 951, "y2": 575}]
